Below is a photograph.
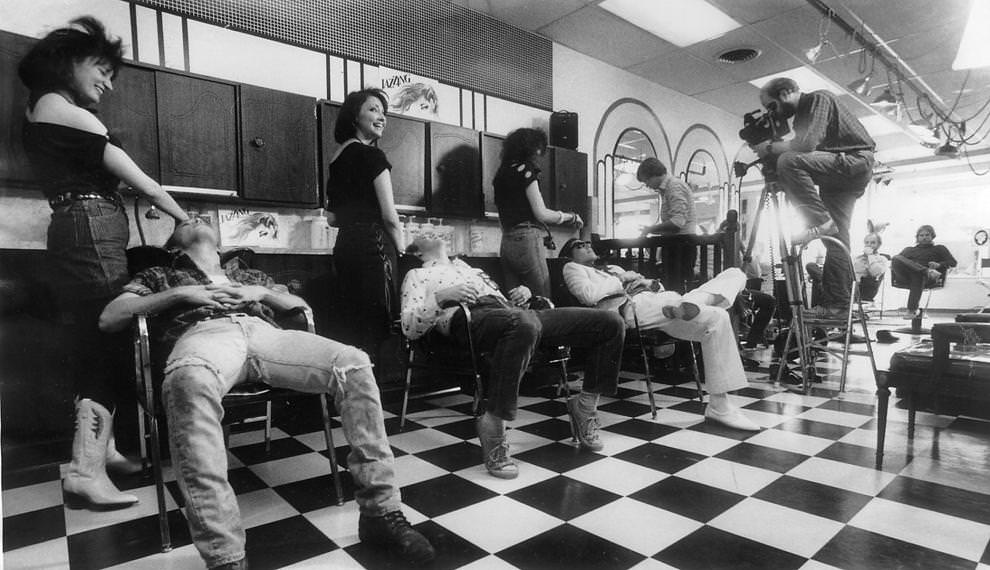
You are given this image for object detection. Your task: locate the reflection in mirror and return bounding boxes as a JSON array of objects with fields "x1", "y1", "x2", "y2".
[
  {"x1": 684, "y1": 149, "x2": 723, "y2": 234},
  {"x1": 611, "y1": 128, "x2": 658, "y2": 238}
]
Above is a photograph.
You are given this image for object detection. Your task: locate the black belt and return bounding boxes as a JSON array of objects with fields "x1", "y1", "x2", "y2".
[
  {"x1": 48, "y1": 192, "x2": 119, "y2": 208},
  {"x1": 508, "y1": 222, "x2": 545, "y2": 230}
]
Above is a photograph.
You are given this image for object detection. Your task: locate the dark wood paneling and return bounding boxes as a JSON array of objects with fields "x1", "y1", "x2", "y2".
[
  {"x1": 551, "y1": 146, "x2": 589, "y2": 225},
  {"x1": 318, "y1": 102, "x2": 340, "y2": 205},
  {"x1": 100, "y1": 65, "x2": 160, "y2": 180},
  {"x1": 156, "y1": 72, "x2": 237, "y2": 191},
  {"x1": 534, "y1": 151, "x2": 554, "y2": 208},
  {"x1": 240, "y1": 85, "x2": 317, "y2": 205},
  {"x1": 0, "y1": 31, "x2": 36, "y2": 185},
  {"x1": 480, "y1": 133, "x2": 503, "y2": 215},
  {"x1": 379, "y1": 115, "x2": 427, "y2": 211},
  {"x1": 429, "y1": 123, "x2": 481, "y2": 217}
]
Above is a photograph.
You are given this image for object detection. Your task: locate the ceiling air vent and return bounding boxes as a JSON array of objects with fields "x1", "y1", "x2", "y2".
[{"x1": 717, "y1": 48, "x2": 760, "y2": 64}]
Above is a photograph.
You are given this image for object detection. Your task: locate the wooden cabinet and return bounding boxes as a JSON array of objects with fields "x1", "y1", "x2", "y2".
[
  {"x1": 429, "y1": 123, "x2": 481, "y2": 218},
  {"x1": 0, "y1": 30, "x2": 36, "y2": 185},
  {"x1": 549, "y1": 146, "x2": 589, "y2": 225},
  {"x1": 100, "y1": 65, "x2": 160, "y2": 180},
  {"x1": 156, "y1": 72, "x2": 238, "y2": 192},
  {"x1": 319, "y1": 102, "x2": 427, "y2": 211},
  {"x1": 240, "y1": 84, "x2": 317, "y2": 205}
]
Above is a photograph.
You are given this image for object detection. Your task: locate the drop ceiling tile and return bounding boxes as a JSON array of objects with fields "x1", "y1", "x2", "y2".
[
  {"x1": 454, "y1": 0, "x2": 588, "y2": 32},
  {"x1": 693, "y1": 82, "x2": 764, "y2": 118},
  {"x1": 706, "y1": 0, "x2": 807, "y2": 25},
  {"x1": 629, "y1": 50, "x2": 738, "y2": 95},
  {"x1": 687, "y1": 26, "x2": 803, "y2": 83},
  {"x1": 539, "y1": 6, "x2": 679, "y2": 69},
  {"x1": 837, "y1": 0, "x2": 970, "y2": 40}
]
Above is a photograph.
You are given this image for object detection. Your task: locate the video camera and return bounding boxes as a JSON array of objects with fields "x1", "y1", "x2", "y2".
[{"x1": 734, "y1": 109, "x2": 791, "y2": 179}]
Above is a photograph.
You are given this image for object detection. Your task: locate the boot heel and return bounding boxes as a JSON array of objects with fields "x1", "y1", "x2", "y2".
[{"x1": 63, "y1": 488, "x2": 137, "y2": 511}]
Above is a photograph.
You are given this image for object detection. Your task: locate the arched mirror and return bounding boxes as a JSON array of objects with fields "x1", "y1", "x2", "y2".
[
  {"x1": 611, "y1": 128, "x2": 657, "y2": 238},
  {"x1": 683, "y1": 149, "x2": 722, "y2": 234}
]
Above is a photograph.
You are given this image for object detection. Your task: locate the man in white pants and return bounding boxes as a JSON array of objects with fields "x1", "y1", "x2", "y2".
[{"x1": 559, "y1": 238, "x2": 760, "y2": 431}]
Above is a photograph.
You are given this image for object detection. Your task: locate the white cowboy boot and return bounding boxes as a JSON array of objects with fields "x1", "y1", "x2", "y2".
[
  {"x1": 63, "y1": 399, "x2": 139, "y2": 510},
  {"x1": 106, "y1": 432, "x2": 143, "y2": 476}
]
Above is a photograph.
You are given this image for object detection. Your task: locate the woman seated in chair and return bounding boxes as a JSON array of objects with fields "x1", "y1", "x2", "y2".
[
  {"x1": 853, "y1": 231, "x2": 890, "y2": 305},
  {"x1": 558, "y1": 238, "x2": 760, "y2": 432},
  {"x1": 891, "y1": 224, "x2": 957, "y2": 319}
]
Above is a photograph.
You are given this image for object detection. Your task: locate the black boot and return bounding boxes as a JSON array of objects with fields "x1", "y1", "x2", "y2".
[{"x1": 358, "y1": 510, "x2": 435, "y2": 565}]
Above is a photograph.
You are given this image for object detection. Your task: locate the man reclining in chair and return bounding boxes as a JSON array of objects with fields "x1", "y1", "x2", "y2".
[
  {"x1": 99, "y1": 218, "x2": 434, "y2": 569},
  {"x1": 400, "y1": 236, "x2": 625, "y2": 479},
  {"x1": 558, "y1": 238, "x2": 760, "y2": 432}
]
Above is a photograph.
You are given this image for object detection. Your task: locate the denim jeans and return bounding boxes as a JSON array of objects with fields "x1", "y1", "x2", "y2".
[
  {"x1": 47, "y1": 197, "x2": 129, "y2": 305},
  {"x1": 775, "y1": 150, "x2": 873, "y2": 308},
  {"x1": 462, "y1": 305, "x2": 625, "y2": 421},
  {"x1": 162, "y1": 315, "x2": 399, "y2": 568},
  {"x1": 500, "y1": 226, "x2": 551, "y2": 297},
  {"x1": 891, "y1": 256, "x2": 938, "y2": 311},
  {"x1": 626, "y1": 268, "x2": 748, "y2": 394}
]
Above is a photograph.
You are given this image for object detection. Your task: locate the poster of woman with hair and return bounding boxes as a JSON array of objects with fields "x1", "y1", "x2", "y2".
[{"x1": 379, "y1": 66, "x2": 440, "y2": 120}]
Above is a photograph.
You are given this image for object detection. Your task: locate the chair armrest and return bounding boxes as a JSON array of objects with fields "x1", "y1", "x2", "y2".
[
  {"x1": 529, "y1": 296, "x2": 555, "y2": 310},
  {"x1": 276, "y1": 306, "x2": 315, "y2": 333}
]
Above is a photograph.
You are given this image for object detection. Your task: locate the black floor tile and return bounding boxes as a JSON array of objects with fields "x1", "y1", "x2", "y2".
[
  {"x1": 818, "y1": 441, "x2": 909, "y2": 472},
  {"x1": 660, "y1": 386, "x2": 705, "y2": 400},
  {"x1": 515, "y1": 418, "x2": 574, "y2": 442},
  {"x1": 879, "y1": 475, "x2": 990, "y2": 525},
  {"x1": 772, "y1": 417, "x2": 857, "y2": 440},
  {"x1": 66, "y1": 510, "x2": 193, "y2": 570},
  {"x1": 753, "y1": 475, "x2": 872, "y2": 523},
  {"x1": 274, "y1": 472, "x2": 355, "y2": 513},
  {"x1": 613, "y1": 386, "x2": 648, "y2": 400},
  {"x1": 715, "y1": 442, "x2": 809, "y2": 473},
  {"x1": 656, "y1": 525, "x2": 806, "y2": 570},
  {"x1": 507, "y1": 476, "x2": 620, "y2": 520},
  {"x1": 1, "y1": 462, "x2": 60, "y2": 491},
  {"x1": 346, "y1": 518, "x2": 486, "y2": 570},
  {"x1": 515, "y1": 441, "x2": 606, "y2": 473},
  {"x1": 614, "y1": 443, "x2": 706, "y2": 473},
  {"x1": 817, "y1": 398, "x2": 876, "y2": 416},
  {"x1": 244, "y1": 514, "x2": 338, "y2": 569},
  {"x1": 228, "y1": 437, "x2": 317, "y2": 465},
  {"x1": 603, "y1": 419, "x2": 679, "y2": 441},
  {"x1": 385, "y1": 416, "x2": 426, "y2": 435},
  {"x1": 813, "y1": 525, "x2": 975, "y2": 570},
  {"x1": 400, "y1": 474, "x2": 497, "y2": 518},
  {"x1": 597, "y1": 399, "x2": 654, "y2": 418},
  {"x1": 630, "y1": 477, "x2": 744, "y2": 522},
  {"x1": 498, "y1": 523, "x2": 644, "y2": 570},
  {"x1": 519, "y1": 399, "x2": 568, "y2": 417},
  {"x1": 2, "y1": 505, "x2": 64, "y2": 551},
  {"x1": 735, "y1": 386, "x2": 779, "y2": 399},
  {"x1": 228, "y1": 466, "x2": 271, "y2": 495},
  {"x1": 743, "y1": 400, "x2": 810, "y2": 416},
  {"x1": 416, "y1": 442, "x2": 486, "y2": 472},
  {"x1": 686, "y1": 417, "x2": 763, "y2": 440},
  {"x1": 430, "y1": 418, "x2": 481, "y2": 441}
]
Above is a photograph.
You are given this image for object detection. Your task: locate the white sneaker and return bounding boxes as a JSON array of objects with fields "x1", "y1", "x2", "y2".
[{"x1": 704, "y1": 406, "x2": 761, "y2": 431}]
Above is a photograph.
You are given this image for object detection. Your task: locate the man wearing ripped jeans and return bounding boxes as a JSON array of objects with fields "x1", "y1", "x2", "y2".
[{"x1": 99, "y1": 218, "x2": 434, "y2": 569}]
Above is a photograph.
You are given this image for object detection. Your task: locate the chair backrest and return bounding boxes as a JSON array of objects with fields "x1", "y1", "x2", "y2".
[
  {"x1": 891, "y1": 266, "x2": 948, "y2": 290},
  {"x1": 547, "y1": 257, "x2": 582, "y2": 308}
]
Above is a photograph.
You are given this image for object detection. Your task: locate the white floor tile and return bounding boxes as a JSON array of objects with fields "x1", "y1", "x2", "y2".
[
  {"x1": 747, "y1": 428, "x2": 834, "y2": 456},
  {"x1": 303, "y1": 501, "x2": 361, "y2": 547},
  {"x1": 849, "y1": 497, "x2": 990, "y2": 561},
  {"x1": 566, "y1": 457, "x2": 668, "y2": 496},
  {"x1": 248, "y1": 451, "x2": 337, "y2": 487},
  {"x1": 2, "y1": 479, "x2": 63, "y2": 517},
  {"x1": 796, "y1": 407, "x2": 873, "y2": 428},
  {"x1": 571, "y1": 497, "x2": 702, "y2": 556},
  {"x1": 385, "y1": 428, "x2": 463, "y2": 454},
  {"x1": 105, "y1": 543, "x2": 202, "y2": 569},
  {"x1": 393, "y1": 454, "x2": 451, "y2": 488},
  {"x1": 676, "y1": 457, "x2": 781, "y2": 496},
  {"x1": 3, "y1": 537, "x2": 70, "y2": 569},
  {"x1": 655, "y1": 430, "x2": 742, "y2": 456},
  {"x1": 64, "y1": 484, "x2": 179, "y2": 535},
  {"x1": 237, "y1": 488, "x2": 299, "y2": 528},
  {"x1": 787, "y1": 457, "x2": 898, "y2": 496},
  {"x1": 435, "y1": 496, "x2": 559, "y2": 552},
  {"x1": 453, "y1": 461, "x2": 557, "y2": 494},
  {"x1": 710, "y1": 498, "x2": 844, "y2": 558}
]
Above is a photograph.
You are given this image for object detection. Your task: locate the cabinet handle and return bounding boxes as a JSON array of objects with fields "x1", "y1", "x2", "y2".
[{"x1": 250, "y1": 137, "x2": 266, "y2": 148}]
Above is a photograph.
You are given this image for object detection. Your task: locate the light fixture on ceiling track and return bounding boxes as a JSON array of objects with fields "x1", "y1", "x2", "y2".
[
  {"x1": 805, "y1": 9, "x2": 835, "y2": 63},
  {"x1": 847, "y1": 50, "x2": 874, "y2": 96},
  {"x1": 870, "y1": 88, "x2": 897, "y2": 109}
]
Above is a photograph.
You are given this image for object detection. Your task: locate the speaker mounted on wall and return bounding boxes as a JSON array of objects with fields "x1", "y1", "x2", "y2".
[{"x1": 550, "y1": 111, "x2": 578, "y2": 150}]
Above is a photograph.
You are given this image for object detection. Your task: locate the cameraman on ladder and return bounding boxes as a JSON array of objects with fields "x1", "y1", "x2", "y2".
[{"x1": 753, "y1": 77, "x2": 876, "y2": 319}]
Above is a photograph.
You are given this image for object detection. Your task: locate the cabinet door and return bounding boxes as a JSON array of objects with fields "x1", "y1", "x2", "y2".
[
  {"x1": 318, "y1": 102, "x2": 341, "y2": 203},
  {"x1": 156, "y1": 72, "x2": 237, "y2": 191},
  {"x1": 378, "y1": 115, "x2": 426, "y2": 211},
  {"x1": 428, "y1": 123, "x2": 481, "y2": 217},
  {"x1": 240, "y1": 84, "x2": 317, "y2": 205},
  {"x1": 551, "y1": 146, "x2": 588, "y2": 224},
  {"x1": 0, "y1": 31, "x2": 36, "y2": 185},
  {"x1": 99, "y1": 65, "x2": 159, "y2": 180},
  {"x1": 480, "y1": 133, "x2": 503, "y2": 216}
]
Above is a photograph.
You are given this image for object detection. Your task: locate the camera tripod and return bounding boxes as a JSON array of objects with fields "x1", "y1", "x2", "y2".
[{"x1": 742, "y1": 180, "x2": 879, "y2": 394}]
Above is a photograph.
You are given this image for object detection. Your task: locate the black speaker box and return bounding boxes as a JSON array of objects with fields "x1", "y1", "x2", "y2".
[{"x1": 550, "y1": 111, "x2": 578, "y2": 149}]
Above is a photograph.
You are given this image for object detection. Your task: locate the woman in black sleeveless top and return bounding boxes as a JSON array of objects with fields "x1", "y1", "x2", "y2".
[
  {"x1": 19, "y1": 17, "x2": 188, "y2": 510},
  {"x1": 494, "y1": 128, "x2": 582, "y2": 297},
  {"x1": 326, "y1": 89, "x2": 404, "y2": 360}
]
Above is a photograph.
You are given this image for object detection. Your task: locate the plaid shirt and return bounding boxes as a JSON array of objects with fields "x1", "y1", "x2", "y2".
[
  {"x1": 123, "y1": 253, "x2": 281, "y2": 350},
  {"x1": 792, "y1": 90, "x2": 876, "y2": 153}
]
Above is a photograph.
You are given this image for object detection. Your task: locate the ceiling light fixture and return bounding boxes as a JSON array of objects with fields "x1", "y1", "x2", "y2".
[
  {"x1": 870, "y1": 88, "x2": 897, "y2": 109},
  {"x1": 599, "y1": 0, "x2": 741, "y2": 48},
  {"x1": 934, "y1": 142, "x2": 959, "y2": 158},
  {"x1": 847, "y1": 74, "x2": 872, "y2": 96}
]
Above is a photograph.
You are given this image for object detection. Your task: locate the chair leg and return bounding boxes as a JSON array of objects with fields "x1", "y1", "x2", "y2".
[
  {"x1": 637, "y1": 340, "x2": 657, "y2": 420},
  {"x1": 264, "y1": 401, "x2": 273, "y2": 454},
  {"x1": 400, "y1": 354, "x2": 414, "y2": 430},
  {"x1": 907, "y1": 390, "x2": 917, "y2": 440},
  {"x1": 557, "y1": 358, "x2": 571, "y2": 400},
  {"x1": 688, "y1": 342, "x2": 704, "y2": 402},
  {"x1": 875, "y1": 386, "x2": 890, "y2": 470},
  {"x1": 148, "y1": 412, "x2": 172, "y2": 552},
  {"x1": 319, "y1": 395, "x2": 345, "y2": 506}
]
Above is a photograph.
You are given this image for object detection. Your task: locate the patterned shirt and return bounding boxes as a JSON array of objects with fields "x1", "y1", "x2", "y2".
[
  {"x1": 123, "y1": 253, "x2": 282, "y2": 349},
  {"x1": 400, "y1": 258, "x2": 508, "y2": 339},
  {"x1": 792, "y1": 90, "x2": 876, "y2": 153},
  {"x1": 659, "y1": 176, "x2": 697, "y2": 234}
]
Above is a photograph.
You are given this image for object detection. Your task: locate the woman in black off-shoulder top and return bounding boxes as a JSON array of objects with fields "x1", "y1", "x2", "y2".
[{"x1": 18, "y1": 17, "x2": 188, "y2": 511}]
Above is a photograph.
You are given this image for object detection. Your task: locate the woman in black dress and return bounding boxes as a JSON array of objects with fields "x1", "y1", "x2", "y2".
[
  {"x1": 326, "y1": 89, "x2": 404, "y2": 360},
  {"x1": 19, "y1": 17, "x2": 188, "y2": 509}
]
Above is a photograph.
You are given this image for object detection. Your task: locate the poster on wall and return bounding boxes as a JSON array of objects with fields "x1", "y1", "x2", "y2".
[
  {"x1": 379, "y1": 66, "x2": 440, "y2": 121},
  {"x1": 218, "y1": 207, "x2": 293, "y2": 249}
]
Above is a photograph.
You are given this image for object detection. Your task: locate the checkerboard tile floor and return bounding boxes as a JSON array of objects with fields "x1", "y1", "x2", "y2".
[{"x1": 5, "y1": 350, "x2": 990, "y2": 569}]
